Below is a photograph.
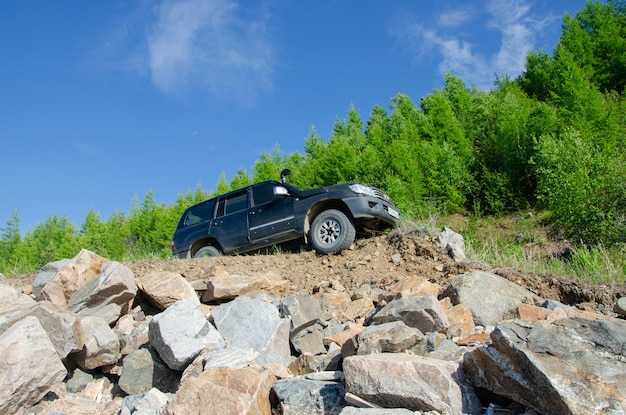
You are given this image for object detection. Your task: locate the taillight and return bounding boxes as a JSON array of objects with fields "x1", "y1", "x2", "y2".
[{"x1": 170, "y1": 237, "x2": 176, "y2": 253}]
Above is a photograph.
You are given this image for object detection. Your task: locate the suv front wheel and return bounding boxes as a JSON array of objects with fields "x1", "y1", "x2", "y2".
[{"x1": 310, "y1": 209, "x2": 356, "y2": 254}]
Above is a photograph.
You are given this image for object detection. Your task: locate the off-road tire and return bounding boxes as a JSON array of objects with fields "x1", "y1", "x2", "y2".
[
  {"x1": 194, "y1": 245, "x2": 222, "y2": 258},
  {"x1": 310, "y1": 209, "x2": 356, "y2": 254}
]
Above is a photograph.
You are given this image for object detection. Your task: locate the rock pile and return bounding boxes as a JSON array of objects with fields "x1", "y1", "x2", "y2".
[{"x1": 1, "y1": 231, "x2": 625, "y2": 415}]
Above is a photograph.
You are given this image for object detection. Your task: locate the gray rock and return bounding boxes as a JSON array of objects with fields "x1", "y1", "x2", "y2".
[
  {"x1": 149, "y1": 299, "x2": 225, "y2": 371},
  {"x1": 0, "y1": 284, "x2": 36, "y2": 324},
  {"x1": 436, "y1": 227, "x2": 466, "y2": 262},
  {"x1": 273, "y1": 378, "x2": 346, "y2": 415},
  {"x1": 66, "y1": 368, "x2": 94, "y2": 393},
  {"x1": 0, "y1": 316, "x2": 67, "y2": 414},
  {"x1": 120, "y1": 387, "x2": 170, "y2": 415},
  {"x1": 369, "y1": 295, "x2": 450, "y2": 334},
  {"x1": 291, "y1": 323, "x2": 327, "y2": 355},
  {"x1": 614, "y1": 296, "x2": 626, "y2": 317},
  {"x1": 203, "y1": 346, "x2": 259, "y2": 370},
  {"x1": 67, "y1": 261, "x2": 137, "y2": 325},
  {"x1": 32, "y1": 258, "x2": 70, "y2": 300},
  {"x1": 136, "y1": 270, "x2": 199, "y2": 310},
  {"x1": 212, "y1": 296, "x2": 291, "y2": 367},
  {"x1": 119, "y1": 348, "x2": 180, "y2": 395},
  {"x1": 464, "y1": 318, "x2": 626, "y2": 415},
  {"x1": 442, "y1": 271, "x2": 541, "y2": 326},
  {"x1": 72, "y1": 315, "x2": 120, "y2": 370},
  {"x1": 339, "y1": 408, "x2": 418, "y2": 415},
  {"x1": 282, "y1": 292, "x2": 323, "y2": 333},
  {"x1": 343, "y1": 353, "x2": 481, "y2": 415},
  {"x1": 357, "y1": 321, "x2": 426, "y2": 355},
  {"x1": 0, "y1": 300, "x2": 83, "y2": 358}
]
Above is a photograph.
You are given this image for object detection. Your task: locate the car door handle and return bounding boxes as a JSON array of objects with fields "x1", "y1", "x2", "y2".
[{"x1": 213, "y1": 220, "x2": 223, "y2": 226}]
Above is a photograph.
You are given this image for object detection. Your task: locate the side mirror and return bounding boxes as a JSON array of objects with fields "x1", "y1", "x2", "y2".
[
  {"x1": 274, "y1": 186, "x2": 289, "y2": 196},
  {"x1": 280, "y1": 169, "x2": 291, "y2": 183}
]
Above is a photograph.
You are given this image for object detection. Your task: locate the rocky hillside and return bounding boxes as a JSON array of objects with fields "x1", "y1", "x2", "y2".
[{"x1": 1, "y1": 229, "x2": 625, "y2": 414}]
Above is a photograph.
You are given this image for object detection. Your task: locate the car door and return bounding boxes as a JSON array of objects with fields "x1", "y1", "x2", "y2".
[
  {"x1": 210, "y1": 189, "x2": 250, "y2": 253},
  {"x1": 248, "y1": 182, "x2": 297, "y2": 243}
]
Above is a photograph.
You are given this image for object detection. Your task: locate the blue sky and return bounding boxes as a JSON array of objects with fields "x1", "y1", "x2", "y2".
[{"x1": 0, "y1": 0, "x2": 588, "y2": 234}]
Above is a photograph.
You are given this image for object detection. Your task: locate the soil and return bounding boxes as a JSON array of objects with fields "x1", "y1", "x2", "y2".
[{"x1": 5, "y1": 230, "x2": 625, "y2": 312}]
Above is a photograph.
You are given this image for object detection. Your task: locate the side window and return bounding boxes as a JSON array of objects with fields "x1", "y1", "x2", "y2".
[
  {"x1": 252, "y1": 183, "x2": 278, "y2": 206},
  {"x1": 184, "y1": 200, "x2": 216, "y2": 227},
  {"x1": 216, "y1": 192, "x2": 248, "y2": 217}
]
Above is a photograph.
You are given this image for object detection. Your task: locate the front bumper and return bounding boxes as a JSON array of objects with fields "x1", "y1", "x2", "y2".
[{"x1": 344, "y1": 195, "x2": 401, "y2": 227}]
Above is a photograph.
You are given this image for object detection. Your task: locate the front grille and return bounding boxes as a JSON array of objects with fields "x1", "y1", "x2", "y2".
[{"x1": 372, "y1": 187, "x2": 392, "y2": 203}]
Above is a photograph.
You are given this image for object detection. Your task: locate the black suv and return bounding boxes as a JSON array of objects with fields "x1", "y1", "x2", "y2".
[{"x1": 171, "y1": 170, "x2": 400, "y2": 258}]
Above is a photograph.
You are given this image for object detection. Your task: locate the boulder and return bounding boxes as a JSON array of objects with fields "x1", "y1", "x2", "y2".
[
  {"x1": 67, "y1": 261, "x2": 137, "y2": 324},
  {"x1": 149, "y1": 299, "x2": 225, "y2": 371},
  {"x1": 121, "y1": 388, "x2": 170, "y2": 415},
  {"x1": 0, "y1": 316, "x2": 67, "y2": 415},
  {"x1": 282, "y1": 292, "x2": 323, "y2": 332},
  {"x1": 72, "y1": 315, "x2": 120, "y2": 370},
  {"x1": 0, "y1": 300, "x2": 83, "y2": 358},
  {"x1": 40, "y1": 249, "x2": 109, "y2": 307},
  {"x1": 0, "y1": 284, "x2": 36, "y2": 324},
  {"x1": 211, "y1": 296, "x2": 291, "y2": 367},
  {"x1": 436, "y1": 227, "x2": 466, "y2": 262},
  {"x1": 442, "y1": 271, "x2": 541, "y2": 326},
  {"x1": 136, "y1": 270, "x2": 199, "y2": 310},
  {"x1": 343, "y1": 353, "x2": 481, "y2": 415},
  {"x1": 32, "y1": 258, "x2": 70, "y2": 300},
  {"x1": 273, "y1": 378, "x2": 346, "y2": 415},
  {"x1": 356, "y1": 321, "x2": 426, "y2": 355},
  {"x1": 164, "y1": 366, "x2": 276, "y2": 415},
  {"x1": 118, "y1": 347, "x2": 180, "y2": 395},
  {"x1": 464, "y1": 317, "x2": 626, "y2": 415},
  {"x1": 369, "y1": 295, "x2": 450, "y2": 334},
  {"x1": 203, "y1": 271, "x2": 288, "y2": 303}
]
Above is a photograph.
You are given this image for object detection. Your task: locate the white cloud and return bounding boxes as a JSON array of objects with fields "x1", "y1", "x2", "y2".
[
  {"x1": 394, "y1": 0, "x2": 560, "y2": 90},
  {"x1": 146, "y1": 0, "x2": 275, "y2": 103}
]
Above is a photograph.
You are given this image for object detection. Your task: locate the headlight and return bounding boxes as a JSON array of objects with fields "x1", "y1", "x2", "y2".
[{"x1": 349, "y1": 184, "x2": 376, "y2": 197}]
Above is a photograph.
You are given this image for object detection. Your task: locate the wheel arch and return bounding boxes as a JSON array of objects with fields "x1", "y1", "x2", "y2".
[
  {"x1": 188, "y1": 237, "x2": 223, "y2": 258},
  {"x1": 304, "y1": 199, "x2": 353, "y2": 243}
]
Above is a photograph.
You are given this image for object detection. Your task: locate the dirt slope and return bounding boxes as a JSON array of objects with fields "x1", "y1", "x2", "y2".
[{"x1": 124, "y1": 231, "x2": 623, "y2": 311}]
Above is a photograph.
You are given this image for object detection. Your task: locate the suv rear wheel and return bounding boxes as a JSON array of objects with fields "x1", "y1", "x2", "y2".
[
  {"x1": 310, "y1": 209, "x2": 356, "y2": 254},
  {"x1": 194, "y1": 245, "x2": 222, "y2": 258}
]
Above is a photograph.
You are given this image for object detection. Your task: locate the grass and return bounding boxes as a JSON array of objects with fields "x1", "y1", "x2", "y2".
[{"x1": 431, "y1": 210, "x2": 626, "y2": 285}]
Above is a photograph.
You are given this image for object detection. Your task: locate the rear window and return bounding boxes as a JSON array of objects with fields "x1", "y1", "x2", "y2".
[{"x1": 183, "y1": 199, "x2": 216, "y2": 227}]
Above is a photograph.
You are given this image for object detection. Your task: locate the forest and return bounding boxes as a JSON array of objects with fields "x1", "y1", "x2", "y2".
[{"x1": 1, "y1": 1, "x2": 624, "y2": 278}]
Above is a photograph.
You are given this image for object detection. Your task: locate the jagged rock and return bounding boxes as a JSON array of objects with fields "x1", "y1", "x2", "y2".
[
  {"x1": 136, "y1": 270, "x2": 199, "y2": 310},
  {"x1": 464, "y1": 317, "x2": 626, "y2": 415},
  {"x1": 203, "y1": 271, "x2": 288, "y2": 303},
  {"x1": 72, "y1": 315, "x2": 120, "y2": 370},
  {"x1": 444, "y1": 302, "x2": 475, "y2": 339},
  {"x1": 282, "y1": 292, "x2": 323, "y2": 332},
  {"x1": 614, "y1": 296, "x2": 626, "y2": 317},
  {"x1": 319, "y1": 290, "x2": 352, "y2": 321},
  {"x1": 369, "y1": 294, "x2": 450, "y2": 334},
  {"x1": 164, "y1": 366, "x2": 276, "y2": 415},
  {"x1": 149, "y1": 299, "x2": 225, "y2": 371},
  {"x1": 0, "y1": 284, "x2": 36, "y2": 324},
  {"x1": 40, "y1": 249, "x2": 109, "y2": 307},
  {"x1": 32, "y1": 258, "x2": 70, "y2": 300},
  {"x1": 356, "y1": 321, "x2": 426, "y2": 355},
  {"x1": 436, "y1": 227, "x2": 466, "y2": 262},
  {"x1": 66, "y1": 368, "x2": 94, "y2": 393},
  {"x1": 343, "y1": 353, "x2": 481, "y2": 415},
  {"x1": 116, "y1": 316, "x2": 151, "y2": 356},
  {"x1": 203, "y1": 346, "x2": 260, "y2": 370},
  {"x1": 339, "y1": 408, "x2": 419, "y2": 414},
  {"x1": 121, "y1": 388, "x2": 170, "y2": 415},
  {"x1": 273, "y1": 378, "x2": 346, "y2": 415},
  {"x1": 291, "y1": 322, "x2": 327, "y2": 355},
  {"x1": 388, "y1": 276, "x2": 441, "y2": 299},
  {"x1": 211, "y1": 296, "x2": 291, "y2": 367},
  {"x1": 343, "y1": 297, "x2": 376, "y2": 323},
  {"x1": 67, "y1": 261, "x2": 137, "y2": 324},
  {"x1": 119, "y1": 347, "x2": 180, "y2": 395},
  {"x1": 0, "y1": 316, "x2": 67, "y2": 415},
  {"x1": 352, "y1": 284, "x2": 387, "y2": 305},
  {"x1": 442, "y1": 271, "x2": 541, "y2": 326},
  {"x1": 0, "y1": 300, "x2": 83, "y2": 358}
]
